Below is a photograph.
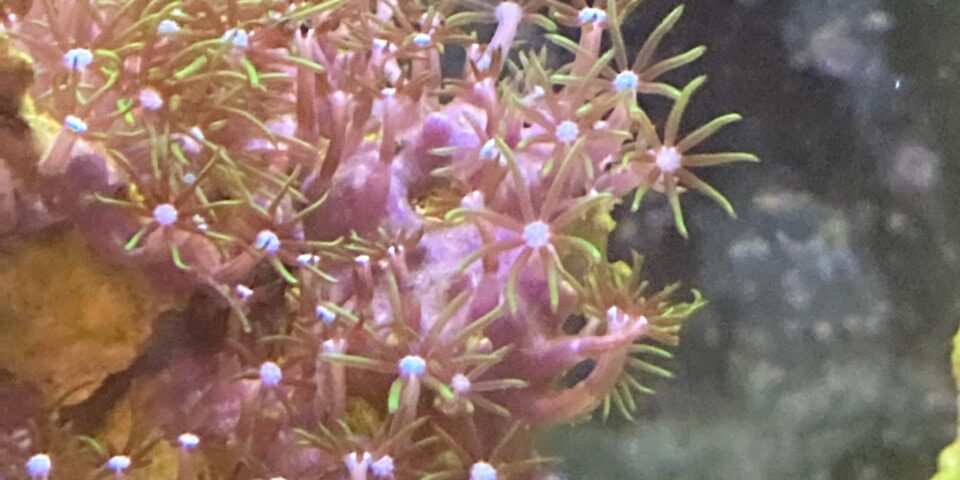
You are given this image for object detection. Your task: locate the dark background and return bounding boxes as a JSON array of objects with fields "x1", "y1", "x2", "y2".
[{"x1": 543, "y1": 0, "x2": 960, "y2": 478}]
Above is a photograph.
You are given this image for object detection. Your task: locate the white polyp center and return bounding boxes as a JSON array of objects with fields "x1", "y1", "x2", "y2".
[
  {"x1": 398, "y1": 355, "x2": 427, "y2": 377},
  {"x1": 613, "y1": 70, "x2": 640, "y2": 92},
  {"x1": 157, "y1": 19, "x2": 180, "y2": 34},
  {"x1": 451, "y1": 373, "x2": 471, "y2": 394},
  {"x1": 637, "y1": 315, "x2": 650, "y2": 334},
  {"x1": 479, "y1": 139, "x2": 498, "y2": 161},
  {"x1": 25, "y1": 453, "x2": 52, "y2": 478},
  {"x1": 606, "y1": 305, "x2": 622, "y2": 322},
  {"x1": 470, "y1": 461, "x2": 498, "y2": 480},
  {"x1": 522, "y1": 221, "x2": 551, "y2": 248},
  {"x1": 189, "y1": 126, "x2": 205, "y2": 142},
  {"x1": 221, "y1": 28, "x2": 249, "y2": 48},
  {"x1": 64, "y1": 115, "x2": 88, "y2": 134},
  {"x1": 255, "y1": 230, "x2": 281, "y2": 255},
  {"x1": 192, "y1": 214, "x2": 208, "y2": 232},
  {"x1": 63, "y1": 48, "x2": 93, "y2": 70},
  {"x1": 152, "y1": 203, "x2": 178, "y2": 226},
  {"x1": 370, "y1": 455, "x2": 395, "y2": 478},
  {"x1": 578, "y1": 7, "x2": 607, "y2": 25},
  {"x1": 235, "y1": 284, "x2": 254, "y2": 300},
  {"x1": 475, "y1": 54, "x2": 492, "y2": 71},
  {"x1": 344, "y1": 452, "x2": 373, "y2": 476},
  {"x1": 178, "y1": 433, "x2": 200, "y2": 449},
  {"x1": 606, "y1": 306, "x2": 630, "y2": 331},
  {"x1": 106, "y1": 455, "x2": 131, "y2": 473},
  {"x1": 413, "y1": 32, "x2": 432, "y2": 48},
  {"x1": 259, "y1": 361, "x2": 283, "y2": 387},
  {"x1": 297, "y1": 253, "x2": 319, "y2": 266},
  {"x1": 322, "y1": 338, "x2": 347, "y2": 353},
  {"x1": 555, "y1": 120, "x2": 580, "y2": 144},
  {"x1": 138, "y1": 88, "x2": 164, "y2": 110},
  {"x1": 652, "y1": 146, "x2": 683, "y2": 173},
  {"x1": 315, "y1": 305, "x2": 336, "y2": 324},
  {"x1": 461, "y1": 191, "x2": 485, "y2": 210},
  {"x1": 605, "y1": 306, "x2": 650, "y2": 335},
  {"x1": 172, "y1": 136, "x2": 199, "y2": 157},
  {"x1": 372, "y1": 38, "x2": 390, "y2": 51}
]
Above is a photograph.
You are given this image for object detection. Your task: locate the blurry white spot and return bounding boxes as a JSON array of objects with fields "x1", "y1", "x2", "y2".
[
  {"x1": 451, "y1": 373, "x2": 471, "y2": 394},
  {"x1": 782, "y1": 268, "x2": 812, "y2": 310},
  {"x1": 189, "y1": 126, "x2": 205, "y2": 142},
  {"x1": 106, "y1": 455, "x2": 131, "y2": 474},
  {"x1": 343, "y1": 452, "x2": 372, "y2": 477},
  {"x1": 522, "y1": 221, "x2": 550, "y2": 248},
  {"x1": 398, "y1": 355, "x2": 427, "y2": 377},
  {"x1": 470, "y1": 462, "x2": 498, "y2": 480},
  {"x1": 862, "y1": 10, "x2": 894, "y2": 32},
  {"x1": 613, "y1": 71, "x2": 640, "y2": 92},
  {"x1": 652, "y1": 146, "x2": 682, "y2": 173},
  {"x1": 259, "y1": 361, "x2": 283, "y2": 386},
  {"x1": 25, "y1": 454, "x2": 52, "y2": 479},
  {"x1": 178, "y1": 433, "x2": 200, "y2": 449},
  {"x1": 813, "y1": 320, "x2": 833, "y2": 341},
  {"x1": 255, "y1": 230, "x2": 281, "y2": 255},
  {"x1": 235, "y1": 284, "x2": 254, "y2": 301},
  {"x1": 370, "y1": 455, "x2": 395, "y2": 477},
  {"x1": 729, "y1": 236, "x2": 772, "y2": 260},
  {"x1": 157, "y1": 19, "x2": 180, "y2": 35},
  {"x1": 555, "y1": 121, "x2": 579, "y2": 144},
  {"x1": 221, "y1": 28, "x2": 250, "y2": 49},
  {"x1": 139, "y1": 88, "x2": 164, "y2": 110},
  {"x1": 64, "y1": 115, "x2": 88, "y2": 134},
  {"x1": 323, "y1": 338, "x2": 346, "y2": 353},
  {"x1": 315, "y1": 305, "x2": 336, "y2": 324},
  {"x1": 461, "y1": 191, "x2": 485, "y2": 210},
  {"x1": 886, "y1": 141, "x2": 940, "y2": 193},
  {"x1": 578, "y1": 7, "x2": 607, "y2": 25},
  {"x1": 153, "y1": 203, "x2": 178, "y2": 226},
  {"x1": 63, "y1": 48, "x2": 93, "y2": 70},
  {"x1": 413, "y1": 32, "x2": 432, "y2": 48},
  {"x1": 479, "y1": 139, "x2": 499, "y2": 161}
]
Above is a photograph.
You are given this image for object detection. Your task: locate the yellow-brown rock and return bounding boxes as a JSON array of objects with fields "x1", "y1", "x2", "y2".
[{"x1": 0, "y1": 229, "x2": 156, "y2": 405}]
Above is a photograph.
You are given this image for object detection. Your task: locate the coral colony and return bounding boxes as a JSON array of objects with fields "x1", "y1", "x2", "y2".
[{"x1": 0, "y1": 0, "x2": 755, "y2": 478}]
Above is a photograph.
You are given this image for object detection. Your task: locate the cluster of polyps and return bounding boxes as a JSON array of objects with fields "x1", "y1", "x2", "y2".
[{"x1": 0, "y1": 0, "x2": 750, "y2": 478}]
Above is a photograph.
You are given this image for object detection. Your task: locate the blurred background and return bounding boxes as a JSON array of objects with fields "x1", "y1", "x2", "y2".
[{"x1": 542, "y1": 0, "x2": 960, "y2": 479}]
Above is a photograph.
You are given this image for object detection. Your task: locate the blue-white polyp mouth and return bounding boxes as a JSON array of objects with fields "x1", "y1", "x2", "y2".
[
  {"x1": 470, "y1": 461, "x2": 499, "y2": 480},
  {"x1": 25, "y1": 453, "x2": 52, "y2": 478},
  {"x1": 153, "y1": 203, "x2": 179, "y2": 226},
  {"x1": 398, "y1": 355, "x2": 427, "y2": 377},
  {"x1": 614, "y1": 71, "x2": 640, "y2": 92},
  {"x1": 255, "y1": 230, "x2": 282, "y2": 254},
  {"x1": 555, "y1": 121, "x2": 580, "y2": 144},
  {"x1": 259, "y1": 361, "x2": 283, "y2": 386},
  {"x1": 523, "y1": 221, "x2": 551, "y2": 248}
]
